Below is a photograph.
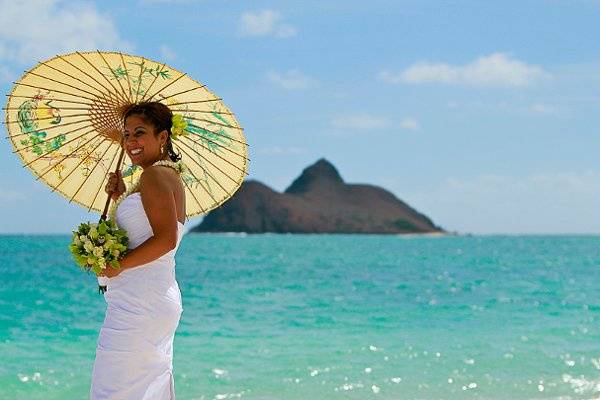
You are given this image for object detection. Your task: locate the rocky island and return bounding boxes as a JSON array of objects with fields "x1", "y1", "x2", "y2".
[{"x1": 190, "y1": 158, "x2": 442, "y2": 234}]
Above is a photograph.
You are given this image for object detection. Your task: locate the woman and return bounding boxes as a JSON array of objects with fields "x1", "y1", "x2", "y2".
[{"x1": 90, "y1": 102, "x2": 186, "y2": 399}]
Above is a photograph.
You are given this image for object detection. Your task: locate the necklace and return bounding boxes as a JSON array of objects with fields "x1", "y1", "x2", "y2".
[{"x1": 108, "y1": 159, "x2": 186, "y2": 223}]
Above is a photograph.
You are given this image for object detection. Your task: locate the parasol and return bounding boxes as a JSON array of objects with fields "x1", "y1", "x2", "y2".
[{"x1": 4, "y1": 51, "x2": 249, "y2": 220}]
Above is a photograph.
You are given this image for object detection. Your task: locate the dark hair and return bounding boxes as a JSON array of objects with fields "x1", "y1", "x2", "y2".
[{"x1": 122, "y1": 101, "x2": 182, "y2": 162}]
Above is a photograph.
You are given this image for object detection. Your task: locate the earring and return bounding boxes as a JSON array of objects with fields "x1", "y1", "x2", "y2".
[{"x1": 161, "y1": 144, "x2": 165, "y2": 155}]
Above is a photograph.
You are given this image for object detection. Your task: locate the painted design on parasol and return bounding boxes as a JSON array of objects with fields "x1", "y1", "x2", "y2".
[
  {"x1": 17, "y1": 92, "x2": 65, "y2": 156},
  {"x1": 104, "y1": 61, "x2": 172, "y2": 97}
]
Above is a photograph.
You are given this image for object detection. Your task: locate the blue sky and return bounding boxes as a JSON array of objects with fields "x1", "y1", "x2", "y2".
[{"x1": 2, "y1": 0, "x2": 600, "y2": 234}]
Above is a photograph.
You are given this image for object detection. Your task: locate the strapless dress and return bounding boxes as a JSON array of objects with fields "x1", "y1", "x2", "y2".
[{"x1": 90, "y1": 192, "x2": 185, "y2": 399}]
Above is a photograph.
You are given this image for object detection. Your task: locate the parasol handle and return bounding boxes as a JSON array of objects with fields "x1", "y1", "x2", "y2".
[
  {"x1": 100, "y1": 145, "x2": 126, "y2": 221},
  {"x1": 98, "y1": 144, "x2": 125, "y2": 294}
]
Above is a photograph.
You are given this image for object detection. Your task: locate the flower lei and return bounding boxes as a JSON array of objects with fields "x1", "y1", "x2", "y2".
[{"x1": 108, "y1": 159, "x2": 187, "y2": 223}]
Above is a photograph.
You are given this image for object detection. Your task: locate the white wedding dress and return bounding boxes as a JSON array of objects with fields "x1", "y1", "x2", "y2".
[{"x1": 90, "y1": 192, "x2": 185, "y2": 399}]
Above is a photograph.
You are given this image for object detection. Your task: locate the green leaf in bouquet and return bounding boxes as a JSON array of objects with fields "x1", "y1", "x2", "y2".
[
  {"x1": 97, "y1": 221, "x2": 108, "y2": 235},
  {"x1": 79, "y1": 223, "x2": 90, "y2": 234},
  {"x1": 68, "y1": 243, "x2": 79, "y2": 254},
  {"x1": 74, "y1": 254, "x2": 87, "y2": 267}
]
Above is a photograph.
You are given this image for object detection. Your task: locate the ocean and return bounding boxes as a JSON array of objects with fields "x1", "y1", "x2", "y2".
[{"x1": 0, "y1": 234, "x2": 598, "y2": 400}]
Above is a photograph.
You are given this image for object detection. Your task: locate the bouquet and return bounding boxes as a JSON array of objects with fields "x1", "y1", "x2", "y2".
[{"x1": 69, "y1": 219, "x2": 128, "y2": 285}]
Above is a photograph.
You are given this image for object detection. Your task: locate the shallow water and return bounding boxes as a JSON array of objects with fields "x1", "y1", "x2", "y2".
[{"x1": 0, "y1": 234, "x2": 598, "y2": 399}]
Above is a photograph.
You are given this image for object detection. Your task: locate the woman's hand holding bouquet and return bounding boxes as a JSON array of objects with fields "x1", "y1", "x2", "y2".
[{"x1": 69, "y1": 171, "x2": 129, "y2": 292}]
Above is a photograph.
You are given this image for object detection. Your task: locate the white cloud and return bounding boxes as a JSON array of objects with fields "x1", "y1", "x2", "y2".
[
  {"x1": 0, "y1": 0, "x2": 128, "y2": 65},
  {"x1": 239, "y1": 9, "x2": 297, "y2": 38},
  {"x1": 256, "y1": 146, "x2": 306, "y2": 156},
  {"x1": 400, "y1": 117, "x2": 419, "y2": 131},
  {"x1": 267, "y1": 69, "x2": 315, "y2": 90},
  {"x1": 402, "y1": 171, "x2": 600, "y2": 234},
  {"x1": 331, "y1": 114, "x2": 391, "y2": 131},
  {"x1": 379, "y1": 53, "x2": 548, "y2": 87},
  {"x1": 159, "y1": 44, "x2": 177, "y2": 61}
]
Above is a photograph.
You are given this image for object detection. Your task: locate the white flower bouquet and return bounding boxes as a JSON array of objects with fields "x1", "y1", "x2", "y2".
[{"x1": 69, "y1": 219, "x2": 128, "y2": 276}]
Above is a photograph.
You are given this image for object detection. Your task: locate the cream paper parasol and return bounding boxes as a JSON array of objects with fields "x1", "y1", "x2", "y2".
[{"x1": 4, "y1": 51, "x2": 249, "y2": 220}]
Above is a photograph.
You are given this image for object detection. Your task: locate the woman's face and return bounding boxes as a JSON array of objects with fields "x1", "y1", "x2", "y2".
[{"x1": 123, "y1": 115, "x2": 167, "y2": 168}]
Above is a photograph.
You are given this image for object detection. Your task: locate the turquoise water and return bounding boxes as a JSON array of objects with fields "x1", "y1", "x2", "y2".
[{"x1": 0, "y1": 234, "x2": 598, "y2": 400}]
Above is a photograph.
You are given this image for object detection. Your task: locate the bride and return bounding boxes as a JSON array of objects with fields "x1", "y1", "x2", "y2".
[{"x1": 90, "y1": 102, "x2": 186, "y2": 399}]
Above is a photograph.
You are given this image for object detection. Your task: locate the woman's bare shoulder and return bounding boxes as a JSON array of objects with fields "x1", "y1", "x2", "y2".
[{"x1": 140, "y1": 165, "x2": 182, "y2": 190}]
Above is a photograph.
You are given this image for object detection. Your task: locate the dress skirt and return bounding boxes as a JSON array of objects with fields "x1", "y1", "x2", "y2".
[{"x1": 90, "y1": 262, "x2": 183, "y2": 400}]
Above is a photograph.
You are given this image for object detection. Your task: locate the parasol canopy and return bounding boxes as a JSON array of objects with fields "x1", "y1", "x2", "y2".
[{"x1": 4, "y1": 51, "x2": 248, "y2": 218}]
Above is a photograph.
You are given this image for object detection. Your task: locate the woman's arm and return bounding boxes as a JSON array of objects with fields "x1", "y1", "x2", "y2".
[{"x1": 101, "y1": 167, "x2": 179, "y2": 277}]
